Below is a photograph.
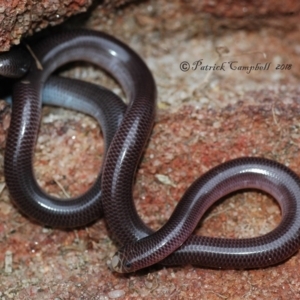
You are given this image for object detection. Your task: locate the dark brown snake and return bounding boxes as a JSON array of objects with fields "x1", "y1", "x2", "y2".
[{"x1": 1, "y1": 29, "x2": 300, "y2": 273}]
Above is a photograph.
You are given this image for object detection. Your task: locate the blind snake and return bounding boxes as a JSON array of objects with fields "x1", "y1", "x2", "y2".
[{"x1": 1, "y1": 29, "x2": 300, "y2": 273}]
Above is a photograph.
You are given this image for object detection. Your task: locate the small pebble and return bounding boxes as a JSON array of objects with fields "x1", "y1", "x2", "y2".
[{"x1": 108, "y1": 289, "x2": 125, "y2": 299}]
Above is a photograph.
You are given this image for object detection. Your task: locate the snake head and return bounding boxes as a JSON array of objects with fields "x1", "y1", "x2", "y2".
[{"x1": 110, "y1": 250, "x2": 134, "y2": 273}]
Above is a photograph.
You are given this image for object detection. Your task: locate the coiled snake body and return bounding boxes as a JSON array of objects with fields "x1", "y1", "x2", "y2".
[{"x1": 1, "y1": 30, "x2": 300, "y2": 273}]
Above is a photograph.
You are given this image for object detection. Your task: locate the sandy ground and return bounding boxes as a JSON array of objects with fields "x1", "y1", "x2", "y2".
[{"x1": 1, "y1": 0, "x2": 300, "y2": 299}]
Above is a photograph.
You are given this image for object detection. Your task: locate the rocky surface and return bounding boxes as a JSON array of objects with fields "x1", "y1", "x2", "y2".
[
  {"x1": 0, "y1": 0, "x2": 136, "y2": 51},
  {"x1": 1, "y1": 0, "x2": 300, "y2": 51},
  {"x1": 188, "y1": 0, "x2": 300, "y2": 17},
  {"x1": 1, "y1": 0, "x2": 300, "y2": 298}
]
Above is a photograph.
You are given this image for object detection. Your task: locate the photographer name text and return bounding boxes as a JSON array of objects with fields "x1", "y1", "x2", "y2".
[{"x1": 180, "y1": 59, "x2": 292, "y2": 74}]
